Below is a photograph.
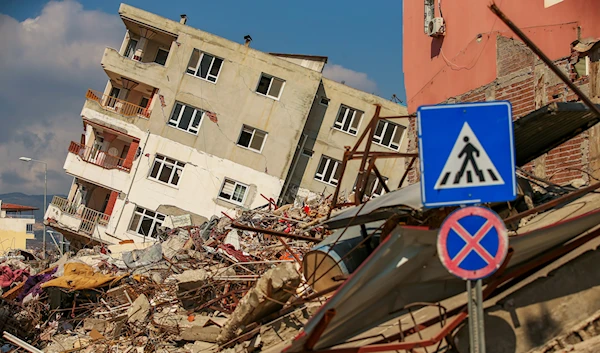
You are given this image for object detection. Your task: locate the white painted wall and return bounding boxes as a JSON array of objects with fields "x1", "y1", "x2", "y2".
[
  {"x1": 109, "y1": 132, "x2": 284, "y2": 241},
  {"x1": 0, "y1": 217, "x2": 33, "y2": 233}
]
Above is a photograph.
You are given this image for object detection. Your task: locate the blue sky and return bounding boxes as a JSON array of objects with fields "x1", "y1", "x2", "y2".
[
  {"x1": 2, "y1": 0, "x2": 405, "y2": 100},
  {"x1": 0, "y1": 0, "x2": 404, "y2": 196}
]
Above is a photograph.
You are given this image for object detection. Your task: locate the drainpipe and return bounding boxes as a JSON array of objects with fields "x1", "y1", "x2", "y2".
[
  {"x1": 280, "y1": 133, "x2": 308, "y2": 205},
  {"x1": 108, "y1": 130, "x2": 151, "y2": 237}
]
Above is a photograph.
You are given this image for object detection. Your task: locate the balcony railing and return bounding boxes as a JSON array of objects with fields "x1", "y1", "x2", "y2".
[
  {"x1": 85, "y1": 89, "x2": 151, "y2": 119},
  {"x1": 50, "y1": 196, "x2": 110, "y2": 235},
  {"x1": 68, "y1": 141, "x2": 131, "y2": 172}
]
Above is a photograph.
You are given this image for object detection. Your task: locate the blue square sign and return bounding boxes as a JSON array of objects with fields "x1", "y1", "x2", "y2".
[{"x1": 417, "y1": 101, "x2": 517, "y2": 208}]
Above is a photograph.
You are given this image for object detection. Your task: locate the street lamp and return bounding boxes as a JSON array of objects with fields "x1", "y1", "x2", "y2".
[{"x1": 19, "y1": 157, "x2": 47, "y2": 258}]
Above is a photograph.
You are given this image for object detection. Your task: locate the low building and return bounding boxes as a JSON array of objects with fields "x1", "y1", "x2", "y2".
[
  {"x1": 45, "y1": 4, "x2": 408, "y2": 248},
  {"x1": 0, "y1": 201, "x2": 37, "y2": 254}
]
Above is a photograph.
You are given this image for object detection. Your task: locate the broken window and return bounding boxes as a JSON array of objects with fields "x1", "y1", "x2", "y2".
[
  {"x1": 124, "y1": 38, "x2": 138, "y2": 59},
  {"x1": 128, "y1": 206, "x2": 166, "y2": 239},
  {"x1": 354, "y1": 172, "x2": 388, "y2": 199},
  {"x1": 219, "y1": 178, "x2": 248, "y2": 205},
  {"x1": 154, "y1": 48, "x2": 169, "y2": 66},
  {"x1": 186, "y1": 49, "x2": 223, "y2": 82},
  {"x1": 149, "y1": 154, "x2": 185, "y2": 186},
  {"x1": 314, "y1": 155, "x2": 342, "y2": 186},
  {"x1": 168, "y1": 102, "x2": 204, "y2": 134},
  {"x1": 256, "y1": 74, "x2": 285, "y2": 99},
  {"x1": 373, "y1": 120, "x2": 405, "y2": 151},
  {"x1": 237, "y1": 125, "x2": 267, "y2": 152},
  {"x1": 333, "y1": 105, "x2": 363, "y2": 135}
]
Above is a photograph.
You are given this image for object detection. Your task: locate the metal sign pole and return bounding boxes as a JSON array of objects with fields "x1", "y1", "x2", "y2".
[
  {"x1": 467, "y1": 280, "x2": 476, "y2": 353},
  {"x1": 476, "y1": 279, "x2": 486, "y2": 353}
]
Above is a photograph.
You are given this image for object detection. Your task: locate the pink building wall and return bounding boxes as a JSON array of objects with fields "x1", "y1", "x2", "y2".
[{"x1": 403, "y1": 0, "x2": 600, "y2": 113}]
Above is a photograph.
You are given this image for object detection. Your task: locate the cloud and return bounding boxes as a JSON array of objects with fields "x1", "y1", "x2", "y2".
[
  {"x1": 323, "y1": 64, "x2": 379, "y2": 93},
  {"x1": 0, "y1": 1, "x2": 122, "y2": 195}
]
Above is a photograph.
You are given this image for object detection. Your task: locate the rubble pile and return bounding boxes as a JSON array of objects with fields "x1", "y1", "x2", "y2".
[{"x1": 0, "y1": 197, "x2": 340, "y2": 352}]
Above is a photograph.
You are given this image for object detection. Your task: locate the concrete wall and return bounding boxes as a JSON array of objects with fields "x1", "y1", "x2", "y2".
[
  {"x1": 0, "y1": 215, "x2": 36, "y2": 253},
  {"x1": 286, "y1": 79, "x2": 409, "y2": 200},
  {"x1": 405, "y1": 36, "x2": 598, "y2": 186},
  {"x1": 402, "y1": 0, "x2": 600, "y2": 113}
]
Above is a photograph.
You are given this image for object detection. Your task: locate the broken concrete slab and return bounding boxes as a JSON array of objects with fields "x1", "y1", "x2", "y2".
[
  {"x1": 173, "y1": 269, "x2": 209, "y2": 309},
  {"x1": 184, "y1": 340, "x2": 216, "y2": 353},
  {"x1": 83, "y1": 318, "x2": 106, "y2": 333},
  {"x1": 127, "y1": 293, "x2": 150, "y2": 324},
  {"x1": 181, "y1": 325, "x2": 222, "y2": 342},
  {"x1": 217, "y1": 262, "x2": 301, "y2": 344}
]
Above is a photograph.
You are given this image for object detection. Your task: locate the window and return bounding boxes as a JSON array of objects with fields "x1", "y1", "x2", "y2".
[
  {"x1": 314, "y1": 155, "x2": 341, "y2": 186},
  {"x1": 154, "y1": 48, "x2": 169, "y2": 66},
  {"x1": 334, "y1": 105, "x2": 363, "y2": 135},
  {"x1": 256, "y1": 74, "x2": 285, "y2": 99},
  {"x1": 319, "y1": 97, "x2": 330, "y2": 107},
  {"x1": 107, "y1": 87, "x2": 120, "y2": 108},
  {"x1": 237, "y1": 125, "x2": 267, "y2": 152},
  {"x1": 140, "y1": 97, "x2": 150, "y2": 108},
  {"x1": 218, "y1": 178, "x2": 248, "y2": 205},
  {"x1": 149, "y1": 154, "x2": 185, "y2": 186},
  {"x1": 26, "y1": 224, "x2": 34, "y2": 234},
  {"x1": 128, "y1": 206, "x2": 166, "y2": 239},
  {"x1": 168, "y1": 102, "x2": 205, "y2": 134},
  {"x1": 124, "y1": 39, "x2": 138, "y2": 59},
  {"x1": 354, "y1": 173, "x2": 388, "y2": 199},
  {"x1": 373, "y1": 120, "x2": 405, "y2": 151},
  {"x1": 187, "y1": 49, "x2": 224, "y2": 83}
]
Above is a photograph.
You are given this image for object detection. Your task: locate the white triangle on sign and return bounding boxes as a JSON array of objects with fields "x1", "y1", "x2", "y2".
[{"x1": 434, "y1": 122, "x2": 504, "y2": 190}]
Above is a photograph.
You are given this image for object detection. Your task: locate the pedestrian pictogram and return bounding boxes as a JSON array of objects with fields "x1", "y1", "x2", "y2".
[
  {"x1": 437, "y1": 206, "x2": 508, "y2": 280},
  {"x1": 417, "y1": 101, "x2": 517, "y2": 207},
  {"x1": 435, "y1": 122, "x2": 504, "y2": 189}
]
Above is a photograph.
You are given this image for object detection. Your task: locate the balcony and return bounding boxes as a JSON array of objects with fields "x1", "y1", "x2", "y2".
[
  {"x1": 46, "y1": 196, "x2": 110, "y2": 236},
  {"x1": 68, "y1": 141, "x2": 131, "y2": 172},
  {"x1": 101, "y1": 47, "x2": 167, "y2": 89},
  {"x1": 85, "y1": 89, "x2": 150, "y2": 119}
]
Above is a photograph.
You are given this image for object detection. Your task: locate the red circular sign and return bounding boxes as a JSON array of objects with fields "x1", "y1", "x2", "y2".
[{"x1": 437, "y1": 206, "x2": 508, "y2": 280}]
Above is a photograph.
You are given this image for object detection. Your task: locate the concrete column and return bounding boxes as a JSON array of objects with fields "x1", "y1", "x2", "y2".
[
  {"x1": 123, "y1": 140, "x2": 139, "y2": 170},
  {"x1": 133, "y1": 36, "x2": 148, "y2": 62},
  {"x1": 104, "y1": 191, "x2": 119, "y2": 216}
]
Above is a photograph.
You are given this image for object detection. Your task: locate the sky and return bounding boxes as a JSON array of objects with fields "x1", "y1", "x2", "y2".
[{"x1": 0, "y1": 0, "x2": 405, "y2": 197}]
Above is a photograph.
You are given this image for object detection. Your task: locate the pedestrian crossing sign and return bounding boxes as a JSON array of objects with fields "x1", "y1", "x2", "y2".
[{"x1": 417, "y1": 101, "x2": 516, "y2": 208}]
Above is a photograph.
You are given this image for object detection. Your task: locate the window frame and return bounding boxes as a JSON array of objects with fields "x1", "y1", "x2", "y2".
[
  {"x1": 353, "y1": 173, "x2": 388, "y2": 199},
  {"x1": 127, "y1": 206, "x2": 166, "y2": 240},
  {"x1": 372, "y1": 120, "x2": 405, "y2": 151},
  {"x1": 154, "y1": 47, "x2": 169, "y2": 66},
  {"x1": 333, "y1": 105, "x2": 363, "y2": 136},
  {"x1": 218, "y1": 178, "x2": 249, "y2": 206},
  {"x1": 186, "y1": 49, "x2": 224, "y2": 84},
  {"x1": 168, "y1": 102, "x2": 205, "y2": 135},
  {"x1": 26, "y1": 224, "x2": 34, "y2": 234},
  {"x1": 255, "y1": 74, "x2": 285, "y2": 100},
  {"x1": 319, "y1": 97, "x2": 330, "y2": 107},
  {"x1": 314, "y1": 155, "x2": 342, "y2": 186},
  {"x1": 236, "y1": 125, "x2": 268, "y2": 153},
  {"x1": 148, "y1": 154, "x2": 185, "y2": 187}
]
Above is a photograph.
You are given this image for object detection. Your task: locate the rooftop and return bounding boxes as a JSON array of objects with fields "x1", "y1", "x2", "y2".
[{"x1": 1, "y1": 203, "x2": 38, "y2": 212}]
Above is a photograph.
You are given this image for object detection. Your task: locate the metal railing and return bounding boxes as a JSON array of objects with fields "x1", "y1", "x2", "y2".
[
  {"x1": 50, "y1": 196, "x2": 110, "y2": 235},
  {"x1": 85, "y1": 89, "x2": 151, "y2": 118},
  {"x1": 5, "y1": 214, "x2": 35, "y2": 219},
  {"x1": 68, "y1": 141, "x2": 131, "y2": 172}
]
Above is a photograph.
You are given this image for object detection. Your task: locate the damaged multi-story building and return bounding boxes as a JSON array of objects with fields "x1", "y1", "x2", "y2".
[{"x1": 45, "y1": 4, "x2": 408, "y2": 248}]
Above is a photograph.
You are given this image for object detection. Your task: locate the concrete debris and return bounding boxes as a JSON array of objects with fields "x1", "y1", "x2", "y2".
[
  {"x1": 127, "y1": 293, "x2": 150, "y2": 323},
  {"x1": 0, "y1": 196, "x2": 338, "y2": 352},
  {"x1": 217, "y1": 262, "x2": 301, "y2": 344}
]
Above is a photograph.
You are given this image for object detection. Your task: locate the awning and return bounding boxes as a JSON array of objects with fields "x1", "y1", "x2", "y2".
[{"x1": 514, "y1": 102, "x2": 600, "y2": 166}]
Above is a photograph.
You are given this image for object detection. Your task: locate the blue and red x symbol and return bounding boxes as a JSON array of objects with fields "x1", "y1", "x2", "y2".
[{"x1": 437, "y1": 207, "x2": 508, "y2": 280}]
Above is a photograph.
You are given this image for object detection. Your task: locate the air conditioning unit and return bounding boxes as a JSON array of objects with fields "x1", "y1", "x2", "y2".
[{"x1": 427, "y1": 17, "x2": 446, "y2": 37}]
